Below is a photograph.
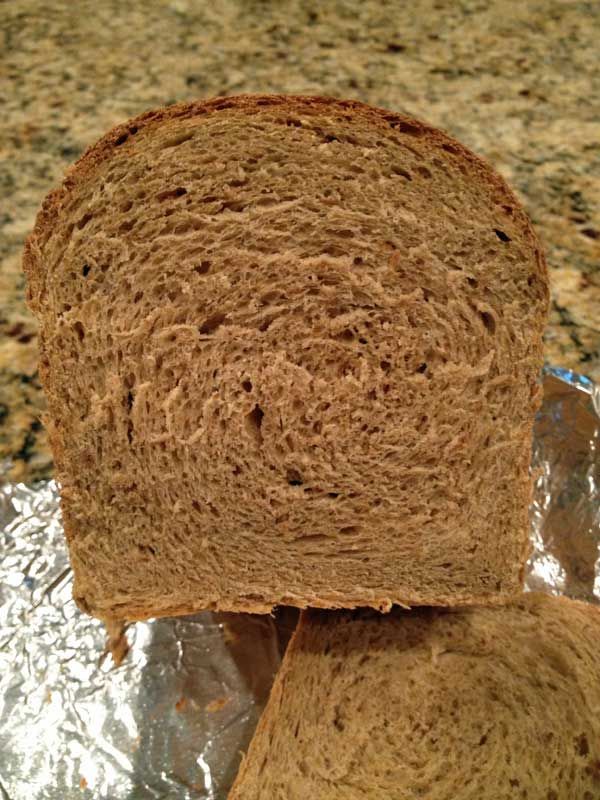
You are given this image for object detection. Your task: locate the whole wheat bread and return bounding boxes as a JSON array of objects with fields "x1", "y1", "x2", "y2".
[
  {"x1": 24, "y1": 95, "x2": 548, "y2": 620},
  {"x1": 229, "y1": 594, "x2": 600, "y2": 800}
]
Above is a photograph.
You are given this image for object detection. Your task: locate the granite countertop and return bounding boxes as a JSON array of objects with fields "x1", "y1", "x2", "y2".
[{"x1": 2, "y1": 0, "x2": 599, "y2": 482}]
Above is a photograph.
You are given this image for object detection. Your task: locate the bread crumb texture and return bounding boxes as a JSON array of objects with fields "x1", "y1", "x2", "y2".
[
  {"x1": 24, "y1": 95, "x2": 548, "y2": 619},
  {"x1": 229, "y1": 594, "x2": 600, "y2": 800}
]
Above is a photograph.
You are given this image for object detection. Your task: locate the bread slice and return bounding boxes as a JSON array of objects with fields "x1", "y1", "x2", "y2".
[
  {"x1": 229, "y1": 594, "x2": 600, "y2": 800},
  {"x1": 23, "y1": 94, "x2": 548, "y2": 620}
]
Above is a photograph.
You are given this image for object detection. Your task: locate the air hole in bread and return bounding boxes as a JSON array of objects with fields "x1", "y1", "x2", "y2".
[
  {"x1": 380, "y1": 360, "x2": 391, "y2": 372},
  {"x1": 417, "y1": 414, "x2": 429, "y2": 431},
  {"x1": 340, "y1": 525, "x2": 359, "y2": 535},
  {"x1": 133, "y1": 291, "x2": 143, "y2": 304},
  {"x1": 73, "y1": 321, "x2": 85, "y2": 340},
  {"x1": 576, "y1": 733, "x2": 590, "y2": 756},
  {"x1": 260, "y1": 290, "x2": 281, "y2": 306},
  {"x1": 417, "y1": 165, "x2": 432, "y2": 178},
  {"x1": 77, "y1": 213, "x2": 93, "y2": 229},
  {"x1": 467, "y1": 276, "x2": 478, "y2": 288},
  {"x1": 246, "y1": 405, "x2": 264, "y2": 445},
  {"x1": 242, "y1": 380, "x2": 253, "y2": 393},
  {"x1": 286, "y1": 470, "x2": 303, "y2": 487},
  {"x1": 391, "y1": 120, "x2": 424, "y2": 137},
  {"x1": 494, "y1": 228, "x2": 511, "y2": 242},
  {"x1": 114, "y1": 132, "x2": 129, "y2": 146},
  {"x1": 442, "y1": 142, "x2": 460, "y2": 154},
  {"x1": 392, "y1": 165, "x2": 412, "y2": 181},
  {"x1": 199, "y1": 312, "x2": 227, "y2": 335},
  {"x1": 118, "y1": 219, "x2": 135, "y2": 233},
  {"x1": 330, "y1": 228, "x2": 355, "y2": 239},
  {"x1": 157, "y1": 187, "x2": 188, "y2": 202},
  {"x1": 81, "y1": 264, "x2": 91, "y2": 277},
  {"x1": 259, "y1": 316, "x2": 276, "y2": 332},
  {"x1": 480, "y1": 311, "x2": 496, "y2": 333},
  {"x1": 193, "y1": 260, "x2": 211, "y2": 275}
]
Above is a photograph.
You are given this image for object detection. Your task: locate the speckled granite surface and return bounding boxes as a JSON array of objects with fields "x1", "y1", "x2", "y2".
[{"x1": 2, "y1": 0, "x2": 599, "y2": 482}]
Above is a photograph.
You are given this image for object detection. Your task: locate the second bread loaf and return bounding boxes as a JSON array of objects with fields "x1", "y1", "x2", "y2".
[{"x1": 229, "y1": 595, "x2": 600, "y2": 799}]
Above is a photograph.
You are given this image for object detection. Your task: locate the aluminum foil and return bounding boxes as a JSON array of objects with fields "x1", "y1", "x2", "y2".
[
  {"x1": 527, "y1": 367, "x2": 600, "y2": 602},
  {"x1": 1, "y1": 366, "x2": 599, "y2": 799}
]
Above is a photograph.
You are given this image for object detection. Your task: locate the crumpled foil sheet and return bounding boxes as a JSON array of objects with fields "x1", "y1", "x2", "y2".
[
  {"x1": 527, "y1": 367, "x2": 600, "y2": 602},
  {"x1": 1, "y1": 366, "x2": 599, "y2": 799}
]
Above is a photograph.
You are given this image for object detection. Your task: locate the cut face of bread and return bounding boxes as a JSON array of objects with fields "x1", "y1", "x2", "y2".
[
  {"x1": 229, "y1": 594, "x2": 600, "y2": 800},
  {"x1": 24, "y1": 95, "x2": 548, "y2": 620}
]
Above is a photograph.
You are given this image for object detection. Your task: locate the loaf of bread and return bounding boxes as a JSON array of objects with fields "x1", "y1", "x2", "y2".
[
  {"x1": 229, "y1": 593, "x2": 600, "y2": 800},
  {"x1": 24, "y1": 95, "x2": 548, "y2": 620}
]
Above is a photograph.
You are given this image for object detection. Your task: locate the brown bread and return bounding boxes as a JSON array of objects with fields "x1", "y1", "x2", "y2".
[
  {"x1": 24, "y1": 95, "x2": 548, "y2": 620},
  {"x1": 229, "y1": 594, "x2": 600, "y2": 800}
]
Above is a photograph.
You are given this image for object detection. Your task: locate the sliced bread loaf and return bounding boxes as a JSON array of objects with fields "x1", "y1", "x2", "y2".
[
  {"x1": 24, "y1": 95, "x2": 548, "y2": 620},
  {"x1": 229, "y1": 594, "x2": 600, "y2": 800}
]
